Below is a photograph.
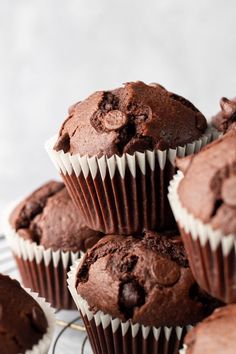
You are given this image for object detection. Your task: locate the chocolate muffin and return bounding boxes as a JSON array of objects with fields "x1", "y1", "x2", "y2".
[
  {"x1": 10, "y1": 180, "x2": 102, "y2": 252},
  {"x1": 0, "y1": 273, "x2": 48, "y2": 354},
  {"x1": 68, "y1": 232, "x2": 221, "y2": 354},
  {"x1": 55, "y1": 81, "x2": 207, "y2": 156},
  {"x1": 76, "y1": 232, "x2": 220, "y2": 327},
  {"x1": 176, "y1": 128, "x2": 236, "y2": 236},
  {"x1": 183, "y1": 305, "x2": 236, "y2": 354},
  {"x1": 212, "y1": 97, "x2": 236, "y2": 133},
  {"x1": 6, "y1": 180, "x2": 102, "y2": 309},
  {"x1": 168, "y1": 128, "x2": 236, "y2": 303},
  {"x1": 47, "y1": 81, "x2": 212, "y2": 234}
]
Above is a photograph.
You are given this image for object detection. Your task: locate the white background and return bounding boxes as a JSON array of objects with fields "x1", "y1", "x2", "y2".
[{"x1": 0, "y1": 0, "x2": 236, "y2": 210}]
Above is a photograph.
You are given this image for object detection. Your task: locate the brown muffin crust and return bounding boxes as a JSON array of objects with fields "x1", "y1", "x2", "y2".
[
  {"x1": 10, "y1": 181, "x2": 103, "y2": 252},
  {"x1": 176, "y1": 128, "x2": 236, "y2": 236},
  {"x1": 184, "y1": 305, "x2": 236, "y2": 354},
  {"x1": 0, "y1": 274, "x2": 48, "y2": 354},
  {"x1": 76, "y1": 232, "x2": 221, "y2": 327},
  {"x1": 54, "y1": 81, "x2": 207, "y2": 157}
]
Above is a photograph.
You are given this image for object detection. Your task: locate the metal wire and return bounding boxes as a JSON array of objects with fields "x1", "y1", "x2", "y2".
[
  {"x1": 52, "y1": 316, "x2": 82, "y2": 354},
  {"x1": 81, "y1": 335, "x2": 88, "y2": 354}
]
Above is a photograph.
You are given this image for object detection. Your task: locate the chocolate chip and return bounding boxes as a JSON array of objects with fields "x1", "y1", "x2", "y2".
[
  {"x1": 120, "y1": 281, "x2": 145, "y2": 310},
  {"x1": 222, "y1": 176, "x2": 236, "y2": 207},
  {"x1": 54, "y1": 132, "x2": 70, "y2": 153},
  {"x1": 104, "y1": 110, "x2": 128, "y2": 131},
  {"x1": 220, "y1": 97, "x2": 236, "y2": 116},
  {"x1": 30, "y1": 306, "x2": 47, "y2": 334},
  {"x1": 151, "y1": 258, "x2": 181, "y2": 286}
]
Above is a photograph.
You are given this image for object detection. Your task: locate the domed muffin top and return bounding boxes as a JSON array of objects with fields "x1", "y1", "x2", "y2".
[
  {"x1": 10, "y1": 180, "x2": 102, "y2": 252},
  {"x1": 212, "y1": 97, "x2": 236, "y2": 133},
  {"x1": 184, "y1": 304, "x2": 236, "y2": 354},
  {"x1": 54, "y1": 81, "x2": 207, "y2": 157},
  {"x1": 0, "y1": 273, "x2": 48, "y2": 354},
  {"x1": 75, "y1": 231, "x2": 221, "y2": 327},
  {"x1": 176, "y1": 128, "x2": 236, "y2": 236}
]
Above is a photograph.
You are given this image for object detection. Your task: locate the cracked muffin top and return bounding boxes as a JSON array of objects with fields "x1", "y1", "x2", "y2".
[
  {"x1": 75, "y1": 232, "x2": 221, "y2": 327},
  {"x1": 54, "y1": 81, "x2": 207, "y2": 157},
  {"x1": 0, "y1": 273, "x2": 48, "y2": 354},
  {"x1": 212, "y1": 97, "x2": 236, "y2": 133},
  {"x1": 176, "y1": 128, "x2": 236, "y2": 236},
  {"x1": 9, "y1": 181, "x2": 103, "y2": 252},
  {"x1": 184, "y1": 304, "x2": 236, "y2": 354}
]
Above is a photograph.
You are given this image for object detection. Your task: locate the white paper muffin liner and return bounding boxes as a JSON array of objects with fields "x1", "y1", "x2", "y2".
[
  {"x1": 45, "y1": 128, "x2": 220, "y2": 235},
  {"x1": 168, "y1": 171, "x2": 236, "y2": 303},
  {"x1": 2, "y1": 202, "x2": 81, "y2": 309},
  {"x1": 46, "y1": 131, "x2": 218, "y2": 179},
  {"x1": 67, "y1": 259, "x2": 192, "y2": 354}
]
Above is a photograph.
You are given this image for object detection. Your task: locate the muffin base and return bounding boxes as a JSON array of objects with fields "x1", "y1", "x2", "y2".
[
  {"x1": 3, "y1": 206, "x2": 80, "y2": 309},
  {"x1": 46, "y1": 129, "x2": 218, "y2": 235},
  {"x1": 68, "y1": 260, "x2": 192, "y2": 354}
]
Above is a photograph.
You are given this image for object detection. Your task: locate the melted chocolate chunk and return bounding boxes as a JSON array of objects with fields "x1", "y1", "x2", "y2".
[{"x1": 119, "y1": 280, "x2": 145, "y2": 317}]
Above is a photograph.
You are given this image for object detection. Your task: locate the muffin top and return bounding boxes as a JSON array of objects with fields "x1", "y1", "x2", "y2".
[
  {"x1": 0, "y1": 273, "x2": 48, "y2": 354},
  {"x1": 10, "y1": 180, "x2": 102, "y2": 252},
  {"x1": 176, "y1": 128, "x2": 236, "y2": 236},
  {"x1": 212, "y1": 97, "x2": 236, "y2": 133},
  {"x1": 54, "y1": 81, "x2": 207, "y2": 157},
  {"x1": 75, "y1": 231, "x2": 221, "y2": 327},
  {"x1": 184, "y1": 305, "x2": 236, "y2": 354}
]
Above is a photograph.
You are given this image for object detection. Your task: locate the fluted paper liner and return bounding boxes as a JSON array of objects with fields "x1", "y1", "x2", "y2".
[
  {"x1": 2, "y1": 203, "x2": 81, "y2": 309},
  {"x1": 5, "y1": 281, "x2": 56, "y2": 354},
  {"x1": 168, "y1": 171, "x2": 236, "y2": 303},
  {"x1": 68, "y1": 259, "x2": 192, "y2": 354},
  {"x1": 46, "y1": 129, "x2": 219, "y2": 234}
]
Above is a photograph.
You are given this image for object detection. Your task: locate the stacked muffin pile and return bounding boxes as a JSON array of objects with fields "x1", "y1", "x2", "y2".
[{"x1": 3, "y1": 82, "x2": 236, "y2": 354}]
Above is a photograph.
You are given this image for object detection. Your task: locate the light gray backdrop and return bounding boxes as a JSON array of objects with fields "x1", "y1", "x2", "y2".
[{"x1": 0, "y1": 0, "x2": 235, "y2": 210}]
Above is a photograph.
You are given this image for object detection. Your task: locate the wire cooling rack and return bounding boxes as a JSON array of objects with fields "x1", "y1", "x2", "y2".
[{"x1": 0, "y1": 235, "x2": 92, "y2": 354}]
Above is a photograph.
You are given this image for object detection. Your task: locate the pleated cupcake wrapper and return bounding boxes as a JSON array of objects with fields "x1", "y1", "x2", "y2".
[
  {"x1": 2, "y1": 203, "x2": 81, "y2": 309},
  {"x1": 45, "y1": 128, "x2": 219, "y2": 234},
  {"x1": 24, "y1": 288, "x2": 55, "y2": 354},
  {"x1": 68, "y1": 260, "x2": 192, "y2": 354},
  {"x1": 168, "y1": 171, "x2": 236, "y2": 303}
]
